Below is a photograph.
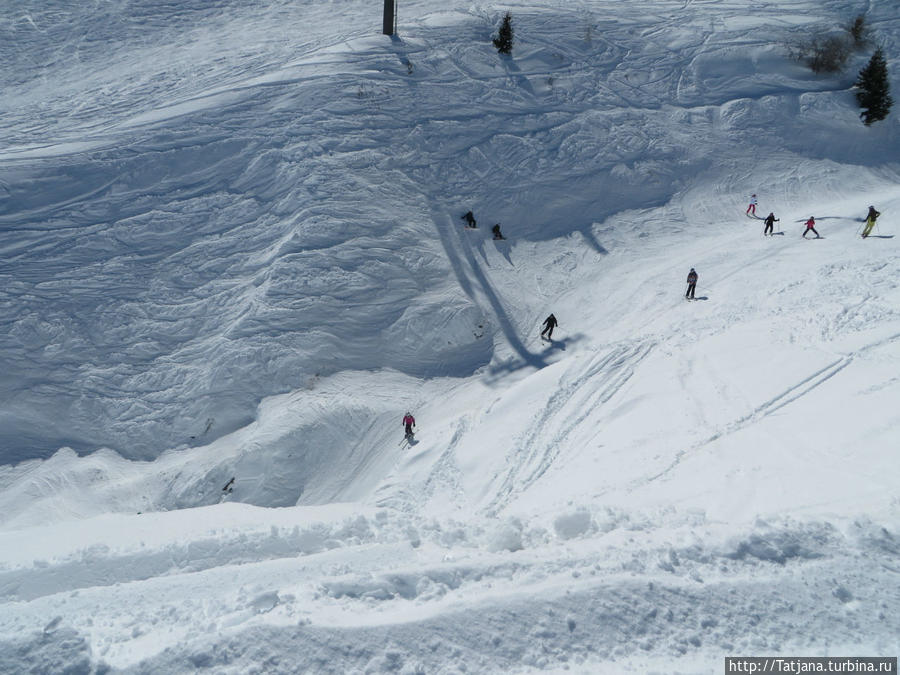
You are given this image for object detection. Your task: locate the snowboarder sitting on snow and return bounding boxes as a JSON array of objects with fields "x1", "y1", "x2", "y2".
[
  {"x1": 402, "y1": 412, "x2": 416, "y2": 438},
  {"x1": 763, "y1": 212, "x2": 779, "y2": 236},
  {"x1": 862, "y1": 206, "x2": 880, "y2": 238},
  {"x1": 802, "y1": 216, "x2": 820, "y2": 238},
  {"x1": 686, "y1": 268, "x2": 698, "y2": 299},
  {"x1": 492, "y1": 223, "x2": 505, "y2": 240},
  {"x1": 461, "y1": 211, "x2": 477, "y2": 228},
  {"x1": 540, "y1": 313, "x2": 558, "y2": 340},
  {"x1": 746, "y1": 194, "x2": 758, "y2": 217}
]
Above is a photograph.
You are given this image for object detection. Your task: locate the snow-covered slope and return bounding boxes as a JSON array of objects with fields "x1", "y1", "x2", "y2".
[{"x1": 1, "y1": 0, "x2": 899, "y2": 672}]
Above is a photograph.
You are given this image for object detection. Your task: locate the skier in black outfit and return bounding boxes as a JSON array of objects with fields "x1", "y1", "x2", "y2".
[
  {"x1": 763, "y1": 212, "x2": 779, "y2": 236},
  {"x1": 540, "y1": 314, "x2": 558, "y2": 340},
  {"x1": 462, "y1": 211, "x2": 477, "y2": 228},
  {"x1": 685, "y1": 268, "x2": 698, "y2": 299},
  {"x1": 492, "y1": 223, "x2": 505, "y2": 240}
]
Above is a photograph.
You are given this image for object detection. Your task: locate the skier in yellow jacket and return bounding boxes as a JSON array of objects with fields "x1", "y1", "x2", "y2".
[{"x1": 862, "y1": 206, "x2": 880, "y2": 238}]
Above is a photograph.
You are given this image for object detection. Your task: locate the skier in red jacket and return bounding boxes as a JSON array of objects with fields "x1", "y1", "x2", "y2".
[
  {"x1": 402, "y1": 412, "x2": 416, "y2": 438},
  {"x1": 802, "y1": 216, "x2": 820, "y2": 238}
]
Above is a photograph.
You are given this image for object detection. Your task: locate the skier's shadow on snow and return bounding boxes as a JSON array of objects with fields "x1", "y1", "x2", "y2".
[
  {"x1": 486, "y1": 333, "x2": 585, "y2": 382},
  {"x1": 540, "y1": 337, "x2": 567, "y2": 351},
  {"x1": 473, "y1": 236, "x2": 513, "y2": 266},
  {"x1": 492, "y1": 238, "x2": 513, "y2": 264}
]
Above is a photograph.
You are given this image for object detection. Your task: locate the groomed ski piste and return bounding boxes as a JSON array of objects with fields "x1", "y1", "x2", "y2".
[{"x1": 1, "y1": 0, "x2": 899, "y2": 672}]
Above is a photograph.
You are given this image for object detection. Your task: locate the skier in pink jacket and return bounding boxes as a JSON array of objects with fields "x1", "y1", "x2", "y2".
[{"x1": 402, "y1": 412, "x2": 416, "y2": 438}]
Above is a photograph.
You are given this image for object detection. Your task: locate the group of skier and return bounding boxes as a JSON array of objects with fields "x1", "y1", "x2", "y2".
[
  {"x1": 687, "y1": 198, "x2": 885, "y2": 301},
  {"x1": 403, "y1": 201, "x2": 887, "y2": 442},
  {"x1": 392, "y1": 211, "x2": 528, "y2": 445},
  {"x1": 747, "y1": 195, "x2": 881, "y2": 240},
  {"x1": 461, "y1": 210, "x2": 505, "y2": 240}
]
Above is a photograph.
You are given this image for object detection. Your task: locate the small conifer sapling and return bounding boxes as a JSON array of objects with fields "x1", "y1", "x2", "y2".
[
  {"x1": 493, "y1": 12, "x2": 513, "y2": 55},
  {"x1": 855, "y1": 48, "x2": 893, "y2": 125}
]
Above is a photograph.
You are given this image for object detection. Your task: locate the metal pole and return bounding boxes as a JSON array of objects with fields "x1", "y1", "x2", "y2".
[{"x1": 383, "y1": 0, "x2": 395, "y2": 35}]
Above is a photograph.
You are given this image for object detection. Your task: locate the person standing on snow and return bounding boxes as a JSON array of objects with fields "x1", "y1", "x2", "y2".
[
  {"x1": 461, "y1": 211, "x2": 477, "y2": 228},
  {"x1": 802, "y1": 216, "x2": 820, "y2": 238},
  {"x1": 540, "y1": 313, "x2": 558, "y2": 340},
  {"x1": 746, "y1": 194, "x2": 758, "y2": 217},
  {"x1": 685, "y1": 268, "x2": 698, "y2": 299},
  {"x1": 763, "y1": 212, "x2": 779, "y2": 236},
  {"x1": 402, "y1": 412, "x2": 416, "y2": 438},
  {"x1": 862, "y1": 206, "x2": 881, "y2": 238}
]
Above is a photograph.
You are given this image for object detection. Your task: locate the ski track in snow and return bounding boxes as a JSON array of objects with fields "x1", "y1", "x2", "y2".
[
  {"x1": 635, "y1": 355, "x2": 853, "y2": 491},
  {"x1": 488, "y1": 340, "x2": 655, "y2": 514},
  {"x1": 2, "y1": 0, "x2": 900, "y2": 672}
]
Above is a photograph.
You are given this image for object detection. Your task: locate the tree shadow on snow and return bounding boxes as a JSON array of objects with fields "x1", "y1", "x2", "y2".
[
  {"x1": 793, "y1": 216, "x2": 843, "y2": 222},
  {"x1": 499, "y1": 54, "x2": 535, "y2": 96}
]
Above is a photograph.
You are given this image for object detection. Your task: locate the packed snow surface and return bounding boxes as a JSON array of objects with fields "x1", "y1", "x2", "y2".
[{"x1": 1, "y1": 0, "x2": 899, "y2": 672}]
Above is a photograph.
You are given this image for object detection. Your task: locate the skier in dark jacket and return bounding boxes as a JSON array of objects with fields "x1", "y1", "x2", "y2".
[
  {"x1": 462, "y1": 211, "x2": 477, "y2": 228},
  {"x1": 540, "y1": 314, "x2": 558, "y2": 340},
  {"x1": 862, "y1": 206, "x2": 880, "y2": 238},
  {"x1": 685, "y1": 268, "x2": 698, "y2": 299},
  {"x1": 763, "y1": 212, "x2": 779, "y2": 236},
  {"x1": 492, "y1": 223, "x2": 505, "y2": 240}
]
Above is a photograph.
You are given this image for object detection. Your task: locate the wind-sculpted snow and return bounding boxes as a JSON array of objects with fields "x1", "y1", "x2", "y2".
[
  {"x1": 7, "y1": 0, "x2": 891, "y2": 460},
  {"x1": 2, "y1": 0, "x2": 900, "y2": 671}
]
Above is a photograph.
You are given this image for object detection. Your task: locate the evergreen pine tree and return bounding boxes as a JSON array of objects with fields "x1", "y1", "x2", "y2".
[
  {"x1": 855, "y1": 48, "x2": 893, "y2": 125},
  {"x1": 493, "y1": 12, "x2": 513, "y2": 55}
]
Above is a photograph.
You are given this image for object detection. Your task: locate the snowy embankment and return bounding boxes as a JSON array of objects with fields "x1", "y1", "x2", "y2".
[{"x1": 1, "y1": 0, "x2": 900, "y2": 672}]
